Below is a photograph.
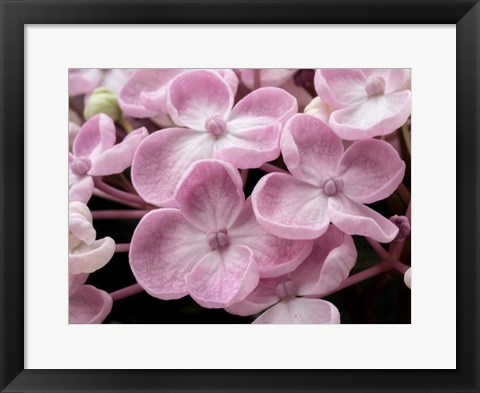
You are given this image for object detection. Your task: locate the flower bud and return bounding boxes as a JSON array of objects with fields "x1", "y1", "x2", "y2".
[
  {"x1": 84, "y1": 87, "x2": 121, "y2": 121},
  {"x1": 389, "y1": 215, "x2": 410, "y2": 242}
]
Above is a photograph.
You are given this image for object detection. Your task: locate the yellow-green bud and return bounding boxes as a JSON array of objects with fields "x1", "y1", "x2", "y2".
[{"x1": 83, "y1": 87, "x2": 121, "y2": 121}]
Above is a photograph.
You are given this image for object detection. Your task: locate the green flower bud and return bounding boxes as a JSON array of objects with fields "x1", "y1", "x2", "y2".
[{"x1": 83, "y1": 87, "x2": 121, "y2": 121}]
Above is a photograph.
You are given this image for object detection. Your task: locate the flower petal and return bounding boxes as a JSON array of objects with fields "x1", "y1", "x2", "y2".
[
  {"x1": 69, "y1": 201, "x2": 95, "y2": 244},
  {"x1": 73, "y1": 114, "x2": 116, "y2": 159},
  {"x1": 238, "y1": 69, "x2": 296, "y2": 90},
  {"x1": 404, "y1": 267, "x2": 412, "y2": 289},
  {"x1": 129, "y1": 209, "x2": 210, "y2": 300},
  {"x1": 89, "y1": 127, "x2": 148, "y2": 176},
  {"x1": 69, "y1": 173, "x2": 94, "y2": 204},
  {"x1": 329, "y1": 91, "x2": 412, "y2": 140},
  {"x1": 68, "y1": 69, "x2": 102, "y2": 96},
  {"x1": 281, "y1": 114, "x2": 344, "y2": 185},
  {"x1": 229, "y1": 199, "x2": 314, "y2": 277},
  {"x1": 69, "y1": 285, "x2": 113, "y2": 324},
  {"x1": 69, "y1": 273, "x2": 89, "y2": 294},
  {"x1": 167, "y1": 70, "x2": 233, "y2": 130},
  {"x1": 252, "y1": 297, "x2": 340, "y2": 324},
  {"x1": 227, "y1": 87, "x2": 298, "y2": 130},
  {"x1": 338, "y1": 139, "x2": 406, "y2": 204},
  {"x1": 252, "y1": 173, "x2": 329, "y2": 240},
  {"x1": 175, "y1": 159, "x2": 244, "y2": 231},
  {"x1": 118, "y1": 69, "x2": 184, "y2": 117},
  {"x1": 328, "y1": 194, "x2": 399, "y2": 243},
  {"x1": 314, "y1": 69, "x2": 368, "y2": 108},
  {"x1": 131, "y1": 128, "x2": 215, "y2": 207},
  {"x1": 69, "y1": 236, "x2": 115, "y2": 275},
  {"x1": 291, "y1": 226, "x2": 357, "y2": 296},
  {"x1": 185, "y1": 245, "x2": 260, "y2": 308}
]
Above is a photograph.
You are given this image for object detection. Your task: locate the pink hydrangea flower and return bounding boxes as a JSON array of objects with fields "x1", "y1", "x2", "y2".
[
  {"x1": 69, "y1": 114, "x2": 148, "y2": 204},
  {"x1": 252, "y1": 114, "x2": 405, "y2": 242},
  {"x1": 69, "y1": 273, "x2": 113, "y2": 324},
  {"x1": 227, "y1": 226, "x2": 357, "y2": 324},
  {"x1": 131, "y1": 69, "x2": 298, "y2": 207},
  {"x1": 69, "y1": 201, "x2": 115, "y2": 275},
  {"x1": 129, "y1": 160, "x2": 313, "y2": 308},
  {"x1": 69, "y1": 69, "x2": 103, "y2": 96},
  {"x1": 314, "y1": 69, "x2": 411, "y2": 140}
]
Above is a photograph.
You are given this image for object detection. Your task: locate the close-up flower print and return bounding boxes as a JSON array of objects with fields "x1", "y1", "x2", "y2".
[{"x1": 68, "y1": 68, "x2": 411, "y2": 324}]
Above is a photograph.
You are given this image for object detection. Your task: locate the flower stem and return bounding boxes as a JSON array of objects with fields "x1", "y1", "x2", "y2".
[
  {"x1": 110, "y1": 283, "x2": 144, "y2": 301},
  {"x1": 94, "y1": 177, "x2": 147, "y2": 206},
  {"x1": 366, "y1": 237, "x2": 389, "y2": 260},
  {"x1": 92, "y1": 210, "x2": 149, "y2": 220},
  {"x1": 115, "y1": 243, "x2": 130, "y2": 253},
  {"x1": 259, "y1": 163, "x2": 288, "y2": 174},
  {"x1": 389, "y1": 260, "x2": 410, "y2": 274},
  {"x1": 92, "y1": 189, "x2": 144, "y2": 209}
]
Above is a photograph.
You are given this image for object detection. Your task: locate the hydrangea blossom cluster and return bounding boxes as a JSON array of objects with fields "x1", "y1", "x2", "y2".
[{"x1": 68, "y1": 68, "x2": 412, "y2": 324}]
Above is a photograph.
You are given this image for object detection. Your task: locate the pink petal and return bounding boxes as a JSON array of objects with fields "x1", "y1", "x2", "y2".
[
  {"x1": 73, "y1": 114, "x2": 116, "y2": 159},
  {"x1": 227, "y1": 87, "x2": 298, "y2": 130},
  {"x1": 291, "y1": 226, "x2": 357, "y2": 296},
  {"x1": 214, "y1": 124, "x2": 282, "y2": 169},
  {"x1": 69, "y1": 285, "x2": 113, "y2": 324},
  {"x1": 69, "y1": 69, "x2": 102, "y2": 96},
  {"x1": 118, "y1": 69, "x2": 184, "y2": 117},
  {"x1": 338, "y1": 139, "x2": 406, "y2": 204},
  {"x1": 226, "y1": 278, "x2": 282, "y2": 316},
  {"x1": 167, "y1": 70, "x2": 233, "y2": 130},
  {"x1": 404, "y1": 267, "x2": 412, "y2": 289},
  {"x1": 385, "y1": 69, "x2": 411, "y2": 93},
  {"x1": 185, "y1": 245, "x2": 260, "y2": 308},
  {"x1": 329, "y1": 91, "x2": 412, "y2": 140},
  {"x1": 69, "y1": 122, "x2": 80, "y2": 151},
  {"x1": 129, "y1": 209, "x2": 210, "y2": 300},
  {"x1": 238, "y1": 69, "x2": 296, "y2": 90},
  {"x1": 229, "y1": 199, "x2": 314, "y2": 278},
  {"x1": 214, "y1": 69, "x2": 239, "y2": 97},
  {"x1": 69, "y1": 173, "x2": 94, "y2": 204},
  {"x1": 328, "y1": 194, "x2": 399, "y2": 243},
  {"x1": 253, "y1": 298, "x2": 340, "y2": 324},
  {"x1": 131, "y1": 128, "x2": 215, "y2": 207},
  {"x1": 281, "y1": 114, "x2": 344, "y2": 185},
  {"x1": 252, "y1": 173, "x2": 329, "y2": 240},
  {"x1": 174, "y1": 160, "x2": 244, "y2": 231},
  {"x1": 69, "y1": 236, "x2": 115, "y2": 275},
  {"x1": 69, "y1": 273, "x2": 89, "y2": 294},
  {"x1": 89, "y1": 127, "x2": 148, "y2": 176},
  {"x1": 314, "y1": 69, "x2": 368, "y2": 108},
  {"x1": 69, "y1": 201, "x2": 95, "y2": 244},
  {"x1": 101, "y1": 69, "x2": 134, "y2": 94}
]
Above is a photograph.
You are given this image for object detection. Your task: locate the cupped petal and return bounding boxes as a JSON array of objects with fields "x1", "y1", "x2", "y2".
[
  {"x1": 252, "y1": 297, "x2": 340, "y2": 324},
  {"x1": 89, "y1": 127, "x2": 149, "y2": 176},
  {"x1": 69, "y1": 173, "x2": 94, "y2": 204},
  {"x1": 129, "y1": 209, "x2": 210, "y2": 300},
  {"x1": 214, "y1": 69, "x2": 239, "y2": 97},
  {"x1": 118, "y1": 69, "x2": 184, "y2": 118},
  {"x1": 214, "y1": 124, "x2": 282, "y2": 169},
  {"x1": 73, "y1": 114, "x2": 116, "y2": 159},
  {"x1": 185, "y1": 245, "x2": 260, "y2": 308},
  {"x1": 281, "y1": 114, "x2": 344, "y2": 185},
  {"x1": 226, "y1": 277, "x2": 282, "y2": 316},
  {"x1": 385, "y1": 69, "x2": 411, "y2": 93},
  {"x1": 69, "y1": 69, "x2": 102, "y2": 96},
  {"x1": 131, "y1": 128, "x2": 215, "y2": 207},
  {"x1": 292, "y1": 226, "x2": 357, "y2": 296},
  {"x1": 174, "y1": 159, "x2": 244, "y2": 231},
  {"x1": 229, "y1": 199, "x2": 314, "y2": 278},
  {"x1": 69, "y1": 201, "x2": 95, "y2": 244},
  {"x1": 328, "y1": 194, "x2": 399, "y2": 243},
  {"x1": 69, "y1": 236, "x2": 115, "y2": 275},
  {"x1": 69, "y1": 285, "x2": 113, "y2": 324},
  {"x1": 329, "y1": 91, "x2": 412, "y2": 140},
  {"x1": 69, "y1": 273, "x2": 89, "y2": 295},
  {"x1": 252, "y1": 173, "x2": 329, "y2": 240},
  {"x1": 227, "y1": 87, "x2": 298, "y2": 130},
  {"x1": 167, "y1": 70, "x2": 233, "y2": 130},
  {"x1": 314, "y1": 69, "x2": 368, "y2": 108},
  {"x1": 338, "y1": 139, "x2": 405, "y2": 204},
  {"x1": 238, "y1": 69, "x2": 296, "y2": 90}
]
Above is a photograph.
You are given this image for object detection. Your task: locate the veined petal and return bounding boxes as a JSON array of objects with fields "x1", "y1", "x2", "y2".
[
  {"x1": 330, "y1": 91, "x2": 412, "y2": 140},
  {"x1": 175, "y1": 160, "x2": 244, "y2": 231},
  {"x1": 167, "y1": 70, "x2": 233, "y2": 130},
  {"x1": 253, "y1": 297, "x2": 340, "y2": 324},
  {"x1": 185, "y1": 245, "x2": 260, "y2": 308},
  {"x1": 281, "y1": 114, "x2": 344, "y2": 185},
  {"x1": 131, "y1": 128, "x2": 215, "y2": 207},
  {"x1": 338, "y1": 139, "x2": 406, "y2": 204},
  {"x1": 69, "y1": 236, "x2": 115, "y2": 275},
  {"x1": 73, "y1": 114, "x2": 116, "y2": 160},
  {"x1": 328, "y1": 194, "x2": 399, "y2": 243},
  {"x1": 89, "y1": 127, "x2": 149, "y2": 176},
  {"x1": 129, "y1": 209, "x2": 210, "y2": 300},
  {"x1": 69, "y1": 285, "x2": 113, "y2": 324},
  {"x1": 229, "y1": 199, "x2": 314, "y2": 278},
  {"x1": 252, "y1": 173, "x2": 329, "y2": 240},
  {"x1": 314, "y1": 69, "x2": 368, "y2": 108}
]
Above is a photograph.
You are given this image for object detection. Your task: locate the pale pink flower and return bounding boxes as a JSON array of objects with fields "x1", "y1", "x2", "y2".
[
  {"x1": 314, "y1": 69, "x2": 411, "y2": 139},
  {"x1": 69, "y1": 69, "x2": 103, "y2": 96},
  {"x1": 252, "y1": 114, "x2": 405, "y2": 242},
  {"x1": 238, "y1": 69, "x2": 296, "y2": 89},
  {"x1": 227, "y1": 226, "x2": 357, "y2": 324},
  {"x1": 131, "y1": 69, "x2": 298, "y2": 207},
  {"x1": 129, "y1": 160, "x2": 313, "y2": 308},
  {"x1": 404, "y1": 267, "x2": 412, "y2": 289}
]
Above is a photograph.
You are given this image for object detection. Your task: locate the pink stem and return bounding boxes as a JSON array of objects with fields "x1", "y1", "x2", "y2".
[
  {"x1": 390, "y1": 260, "x2": 410, "y2": 274},
  {"x1": 110, "y1": 283, "x2": 144, "y2": 301},
  {"x1": 366, "y1": 237, "x2": 389, "y2": 260},
  {"x1": 93, "y1": 189, "x2": 144, "y2": 209},
  {"x1": 115, "y1": 243, "x2": 130, "y2": 253},
  {"x1": 94, "y1": 178, "x2": 147, "y2": 206},
  {"x1": 259, "y1": 163, "x2": 288, "y2": 174},
  {"x1": 92, "y1": 210, "x2": 149, "y2": 220},
  {"x1": 253, "y1": 69, "x2": 261, "y2": 90}
]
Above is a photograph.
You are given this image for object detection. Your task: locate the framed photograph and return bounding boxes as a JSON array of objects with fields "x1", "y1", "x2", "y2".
[{"x1": 1, "y1": 1, "x2": 478, "y2": 392}]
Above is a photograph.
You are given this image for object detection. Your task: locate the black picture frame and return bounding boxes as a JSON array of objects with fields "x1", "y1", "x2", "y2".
[{"x1": 1, "y1": 1, "x2": 478, "y2": 392}]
